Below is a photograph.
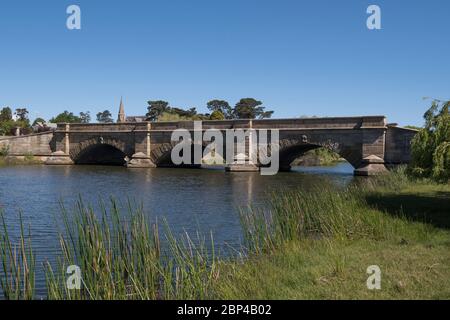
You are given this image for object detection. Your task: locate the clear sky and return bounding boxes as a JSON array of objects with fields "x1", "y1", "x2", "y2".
[{"x1": 0, "y1": 0, "x2": 449, "y2": 126}]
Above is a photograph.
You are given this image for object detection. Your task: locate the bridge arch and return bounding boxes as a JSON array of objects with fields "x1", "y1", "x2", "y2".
[
  {"x1": 70, "y1": 137, "x2": 128, "y2": 165},
  {"x1": 277, "y1": 137, "x2": 361, "y2": 171}
]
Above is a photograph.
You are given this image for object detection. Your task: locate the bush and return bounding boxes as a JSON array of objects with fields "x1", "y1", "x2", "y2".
[
  {"x1": 0, "y1": 145, "x2": 9, "y2": 157},
  {"x1": 210, "y1": 110, "x2": 225, "y2": 120}
]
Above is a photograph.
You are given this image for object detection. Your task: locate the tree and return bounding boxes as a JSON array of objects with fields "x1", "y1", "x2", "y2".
[
  {"x1": 0, "y1": 107, "x2": 13, "y2": 122},
  {"x1": 146, "y1": 100, "x2": 210, "y2": 121},
  {"x1": 79, "y1": 111, "x2": 91, "y2": 123},
  {"x1": 232, "y1": 98, "x2": 274, "y2": 119},
  {"x1": 210, "y1": 110, "x2": 225, "y2": 120},
  {"x1": 410, "y1": 99, "x2": 450, "y2": 181},
  {"x1": 32, "y1": 118, "x2": 46, "y2": 126},
  {"x1": 96, "y1": 110, "x2": 113, "y2": 123},
  {"x1": 0, "y1": 120, "x2": 15, "y2": 136},
  {"x1": 50, "y1": 111, "x2": 82, "y2": 123},
  {"x1": 207, "y1": 100, "x2": 232, "y2": 119},
  {"x1": 146, "y1": 100, "x2": 169, "y2": 121},
  {"x1": 14, "y1": 108, "x2": 29, "y2": 122}
]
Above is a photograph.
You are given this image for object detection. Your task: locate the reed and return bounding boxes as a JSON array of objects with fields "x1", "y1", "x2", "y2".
[
  {"x1": 0, "y1": 211, "x2": 35, "y2": 300},
  {"x1": 239, "y1": 168, "x2": 431, "y2": 253},
  {"x1": 43, "y1": 198, "x2": 218, "y2": 300}
]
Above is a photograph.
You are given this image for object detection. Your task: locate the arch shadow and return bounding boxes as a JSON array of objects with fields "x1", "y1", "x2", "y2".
[
  {"x1": 151, "y1": 142, "x2": 219, "y2": 168},
  {"x1": 73, "y1": 144, "x2": 126, "y2": 166}
]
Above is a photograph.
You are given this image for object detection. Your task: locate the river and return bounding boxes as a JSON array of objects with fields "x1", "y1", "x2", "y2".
[{"x1": 0, "y1": 162, "x2": 354, "y2": 298}]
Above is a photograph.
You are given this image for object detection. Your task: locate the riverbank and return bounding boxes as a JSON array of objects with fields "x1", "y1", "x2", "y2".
[
  {"x1": 215, "y1": 172, "x2": 450, "y2": 299},
  {"x1": 1, "y1": 168, "x2": 449, "y2": 299},
  {"x1": 0, "y1": 155, "x2": 44, "y2": 166}
]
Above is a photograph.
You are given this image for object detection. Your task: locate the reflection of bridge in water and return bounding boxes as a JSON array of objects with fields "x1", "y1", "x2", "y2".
[{"x1": 0, "y1": 117, "x2": 416, "y2": 176}]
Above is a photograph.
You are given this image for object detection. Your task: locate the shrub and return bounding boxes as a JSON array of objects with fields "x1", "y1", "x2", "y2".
[
  {"x1": 0, "y1": 145, "x2": 9, "y2": 157},
  {"x1": 210, "y1": 110, "x2": 225, "y2": 120}
]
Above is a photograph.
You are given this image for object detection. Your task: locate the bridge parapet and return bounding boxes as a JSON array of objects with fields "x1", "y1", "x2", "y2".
[
  {"x1": 252, "y1": 116, "x2": 386, "y2": 130},
  {"x1": 147, "y1": 116, "x2": 387, "y2": 131},
  {"x1": 55, "y1": 122, "x2": 148, "y2": 132}
]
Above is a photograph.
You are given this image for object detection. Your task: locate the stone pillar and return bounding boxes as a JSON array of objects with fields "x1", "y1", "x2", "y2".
[
  {"x1": 354, "y1": 155, "x2": 388, "y2": 176},
  {"x1": 45, "y1": 151, "x2": 74, "y2": 165},
  {"x1": 225, "y1": 120, "x2": 259, "y2": 172},
  {"x1": 64, "y1": 123, "x2": 70, "y2": 155},
  {"x1": 146, "y1": 122, "x2": 151, "y2": 157},
  {"x1": 45, "y1": 123, "x2": 74, "y2": 165},
  {"x1": 126, "y1": 123, "x2": 156, "y2": 168}
]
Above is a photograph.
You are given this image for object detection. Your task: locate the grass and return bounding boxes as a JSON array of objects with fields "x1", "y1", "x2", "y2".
[
  {"x1": 0, "y1": 211, "x2": 35, "y2": 300},
  {"x1": 214, "y1": 239, "x2": 450, "y2": 299},
  {"x1": 214, "y1": 169, "x2": 450, "y2": 299},
  {"x1": 43, "y1": 199, "x2": 219, "y2": 300},
  {"x1": 1, "y1": 168, "x2": 449, "y2": 299}
]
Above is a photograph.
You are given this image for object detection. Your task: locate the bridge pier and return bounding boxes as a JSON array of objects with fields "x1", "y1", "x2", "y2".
[
  {"x1": 225, "y1": 163, "x2": 259, "y2": 172},
  {"x1": 126, "y1": 152, "x2": 156, "y2": 168},
  {"x1": 45, "y1": 151, "x2": 74, "y2": 165},
  {"x1": 354, "y1": 155, "x2": 388, "y2": 176}
]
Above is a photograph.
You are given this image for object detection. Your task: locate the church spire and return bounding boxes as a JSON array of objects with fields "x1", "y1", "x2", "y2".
[{"x1": 117, "y1": 97, "x2": 126, "y2": 123}]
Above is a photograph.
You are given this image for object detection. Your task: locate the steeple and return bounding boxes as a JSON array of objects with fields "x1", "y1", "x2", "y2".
[{"x1": 117, "y1": 97, "x2": 126, "y2": 123}]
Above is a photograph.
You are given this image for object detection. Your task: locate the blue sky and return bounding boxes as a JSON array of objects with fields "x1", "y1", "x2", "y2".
[{"x1": 0, "y1": 0, "x2": 449, "y2": 126}]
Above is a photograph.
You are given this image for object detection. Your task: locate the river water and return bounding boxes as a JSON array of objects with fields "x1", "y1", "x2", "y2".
[{"x1": 0, "y1": 162, "x2": 354, "y2": 297}]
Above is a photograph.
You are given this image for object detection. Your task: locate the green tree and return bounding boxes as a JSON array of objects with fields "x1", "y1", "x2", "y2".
[
  {"x1": 50, "y1": 111, "x2": 82, "y2": 123},
  {"x1": 207, "y1": 100, "x2": 232, "y2": 119},
  {"x1": 96, "y1": 110, "x2": 113, "y2": 123},
  {"x1": 232, "y1": 98, "x2": 274, "y2": 119},
  {"x1": 146, "y1": 100, "x2": 169, "y2": 121},
  {"x1": 0, "y1": 120, "x2": 15, "y2": 136},
  {"x1": 210, "y1": 110, "x2": 225, "y2": 120},
  {"x1": 0, "y1": 107, "x2": 13, "y2": 122},
  {"x1": 32, "y1": 117, "x2": 46, "y2": 126},
  {"x1": 79, "y1": 111, "x2": 91, "y2": 123},
  {"x1": 14, "y1": 108, "x2": 29, "y2": 122},
  {"x1": 146, "y1": 100, "x2": 210, "y2": 121},
  {"x1": 410, "y1": 99, "x2": 450, "y2": 181}
]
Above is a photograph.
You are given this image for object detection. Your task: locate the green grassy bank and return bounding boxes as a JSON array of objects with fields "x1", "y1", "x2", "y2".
[
  {"x1": 215, "y1": 172, "x2": 450, "y2": 299},
  {"x1": 1, "y1": 169, "x2": 449, "y2": 299}
]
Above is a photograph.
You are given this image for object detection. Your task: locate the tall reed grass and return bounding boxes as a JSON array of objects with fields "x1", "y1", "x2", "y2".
[
  {"x1": 0, "y1": 211, "x2": 35, "y2": 300},
  {"x1": 44, "y1": 199, "x2": 219, "y2": 300},
  {"x1": 240, "y1": 168, "x2": 431, "y2": 253},
  {"x1": 2, "y1": 199, "x2": 218, "y2": 300}
]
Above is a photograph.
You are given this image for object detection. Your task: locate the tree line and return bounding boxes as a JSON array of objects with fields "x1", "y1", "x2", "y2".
[
  {"x1": 0, "y1": 107, "x2": 32, "y2": 135},
  {"x1": 0, "y1": 107, "x2": 115, "y2": 136},
  {"x1": 146, "y1": 98, "x2": 273, "y2": 121},
  {"x1": 0, "y1": 97, "x2": 273, "y2": 136}
]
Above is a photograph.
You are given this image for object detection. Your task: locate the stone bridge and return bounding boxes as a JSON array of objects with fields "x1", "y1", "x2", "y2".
[{"x1": 0, "y1": 116, "x2": 417, "y2": 175}]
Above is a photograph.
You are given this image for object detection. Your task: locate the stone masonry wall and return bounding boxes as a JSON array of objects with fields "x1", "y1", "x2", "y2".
[{"x1": 0, "y1": 132, "x2": 54, "y2": 156}]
